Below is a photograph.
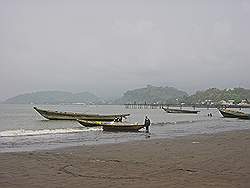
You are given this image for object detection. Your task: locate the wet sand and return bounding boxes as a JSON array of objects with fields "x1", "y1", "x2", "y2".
[{"x1": 1, "y1": 130, "x2": 250, "y2": 188}]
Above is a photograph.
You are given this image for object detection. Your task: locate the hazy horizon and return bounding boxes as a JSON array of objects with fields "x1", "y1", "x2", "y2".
[{"x1": 1, "y1": 0, "x2": 250, "y2": 101}]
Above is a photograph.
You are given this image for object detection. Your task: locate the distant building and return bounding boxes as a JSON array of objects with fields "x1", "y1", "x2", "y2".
[
  {"x1": 219, "y1": 100, "x2": 227, "y2": 105},
  {"x1": 228, "y1": 100, "x2": 235, "y2": 105},
  {"x1": 238, "y1": 99, "x2": 250, "y2": 107},
  {"x1": 219, "y1": 100, "x2": 234, "y2": 106}
]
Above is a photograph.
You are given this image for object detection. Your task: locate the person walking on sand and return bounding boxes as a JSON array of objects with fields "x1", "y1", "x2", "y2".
[{"x1": 144, "y1": 116, "x2": 151, "y2": 133}]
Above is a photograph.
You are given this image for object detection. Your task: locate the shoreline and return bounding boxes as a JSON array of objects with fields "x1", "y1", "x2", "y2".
[{"x1": 1, "y1": 129, "x2": 250, "y2": 187}]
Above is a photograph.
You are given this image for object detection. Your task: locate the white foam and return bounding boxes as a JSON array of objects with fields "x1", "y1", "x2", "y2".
[{"x1": 0, "y1": 128, "x2": 101, "y2": 137}]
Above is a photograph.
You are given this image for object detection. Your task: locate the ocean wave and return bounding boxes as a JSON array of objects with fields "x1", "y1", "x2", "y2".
[{"x1": 0, "y1": 127, "x2": 102, "y2": 137}]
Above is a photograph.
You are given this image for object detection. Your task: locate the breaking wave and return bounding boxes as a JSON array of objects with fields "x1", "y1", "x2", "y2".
[{"x1": 0, "y1": 127, "x2": 102, "y2": 137}]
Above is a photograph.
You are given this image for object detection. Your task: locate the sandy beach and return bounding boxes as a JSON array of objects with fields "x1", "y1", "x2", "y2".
[{"x1": 1, "y1": 130, "x2": 250, "y2": 188}]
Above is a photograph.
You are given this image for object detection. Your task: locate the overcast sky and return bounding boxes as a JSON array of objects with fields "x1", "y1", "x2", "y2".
[{"x1": 1, "y1": 0, "x2": 250, "y2": 100}]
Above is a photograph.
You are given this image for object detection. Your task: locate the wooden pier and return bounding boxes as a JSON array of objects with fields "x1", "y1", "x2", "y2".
[
  {"x1": 124, "y1": 103, "x2": 250, "y2": 109},
  {"x1": 123, "y1": 103, "x2": 194, "y2": 109},
  {"x1": 124, "y1": 103, "x2": 167, "y2": 109}
]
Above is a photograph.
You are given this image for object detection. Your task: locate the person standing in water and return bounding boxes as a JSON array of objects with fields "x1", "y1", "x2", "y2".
[{"x1": 144, "y1": 116, "x2": 151, "y2": 133}]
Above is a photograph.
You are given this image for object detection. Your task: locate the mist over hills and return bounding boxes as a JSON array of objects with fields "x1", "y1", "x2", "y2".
[
  {"x1": 183, "y1": 88, "x2": 250, "y2": 104},
  {"x1": 2, "y1": 86, "x2": 250, "y2": 105},
  {"x1": 115, "y1": 85, "x2": 188, "y2": 104},
  {"x1": 3, "y1": 91, "x2": 102, "y2": 105},
  {"x1": 3, "y1": 86, "x2": 188, "y2": 105}
]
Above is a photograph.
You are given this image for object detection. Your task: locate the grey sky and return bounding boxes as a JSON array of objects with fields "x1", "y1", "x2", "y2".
[{"x1": 1, "y1": 0, "x2": 250, "y2": 100}]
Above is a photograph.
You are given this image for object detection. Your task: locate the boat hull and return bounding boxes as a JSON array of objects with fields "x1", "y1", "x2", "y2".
[
  {"x1": 237, "y1": 114, "x2": 250, "y2": 120},
  {"x1": 218, "y1": 109, "x2": 246, "y2": 118},
  {"x1": 77, "y1": 119, "x2": 145, "y2": 132},
  {"x1": 77, "y1": 119, "x2": 111, "y2": 127},
  {"x1": 34, "y1": 107, "x2": 130, "y2": 121},
  {"x1": 162, "y1": 107, "x2": 199, "y2": 114}
]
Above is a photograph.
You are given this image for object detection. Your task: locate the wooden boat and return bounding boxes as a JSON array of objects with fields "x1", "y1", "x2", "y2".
[
  {"x1": 218, "y1": 108, "x2": 247, "y2": 118},
  {"x1": 33, "y1": 107, "x2": 130, "y2": 121},
  {"x1": 162, "y1": 107, "x2": 200, "y2": 114},
  {"x1": 77, "y1": 119, "x2": 112, "y2": 127},
  {"x1": 77, "y1": 119, "x2": 145, "y2": 132},
  {"x1": 237, "y1": 114, "x2": 250, "y2": 120}
]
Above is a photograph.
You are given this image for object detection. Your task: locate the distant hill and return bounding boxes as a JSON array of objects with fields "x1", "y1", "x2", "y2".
[
  {"x1": 4, "y1": 87, "x2": 250, "y2": 106},
  {"x1": 3, "y1": 91, "x2": 101, "y2": 104},
  {"x1": 183, "y1": 88, "x2": 250, "y2": 104},
  {"x1": 114, "y1": 85, "x2": 188, "y2": 104}
]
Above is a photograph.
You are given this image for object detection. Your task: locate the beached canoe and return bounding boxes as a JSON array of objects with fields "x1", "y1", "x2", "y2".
[
  {"x1": 218, "y1": 108, "x2": 247, "y2": 118},
  {"x1": 34, "y1": 107, "x2": 130, "y2": 121},
  {"x1": 162, "y1": 107, "x2": 200, "y2": 114},
  {"x1": 77, "y1": 119, "x2": 145, "y2": 132},
  {"x1": 237, "y1": 114, "x2": 250, "y2": 120}
]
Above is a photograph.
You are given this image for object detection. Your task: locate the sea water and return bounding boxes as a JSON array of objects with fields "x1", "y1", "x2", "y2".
[{"x1": 0, "y1": 104, "x2": 249, "y2": 153}]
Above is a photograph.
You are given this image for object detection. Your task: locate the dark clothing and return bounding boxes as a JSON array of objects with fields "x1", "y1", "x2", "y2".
[
  {"x1": 114, "y1": 117, "x2": 122, "y2": 122},
  {"x1": 145, "y1": 118, "x2": 150, "y2": 127},
  {"x1": 144, "y1": 118, "x2": 151, "y2": 133}
]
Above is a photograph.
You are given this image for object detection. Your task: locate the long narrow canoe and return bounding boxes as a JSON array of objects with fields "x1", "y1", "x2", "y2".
[
  {"x1": 77, "y1": 119, "x2": 145, "y2": 132},
  {"x1": 34, "y1": 107, "x2": 130, "y2": 121},
  {"x1": 218, "y1": 108, "x2": 247, "y2": 118},
  {"x1": 162, "y1": 107, "x2": 200, "y2": 114}
]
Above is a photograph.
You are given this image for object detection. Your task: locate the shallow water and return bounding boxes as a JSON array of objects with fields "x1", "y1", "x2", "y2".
[{"x1": 0, "y1": 104, "x2": 249, "y2": 152}]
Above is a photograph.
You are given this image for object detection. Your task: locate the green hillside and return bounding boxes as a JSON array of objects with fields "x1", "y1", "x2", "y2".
[
  {"x1": 3, "y1": 91, "x2": 101, "y2": 104},
  {"x1": 3, "y1": 87, "x2": 250, "y2": 105},
  {"x1": 115, "y1": 85, "x2": 188, "y2": 104},
  {"x1": 184, "y1": 88, "x2": 250, "y2": 104}
]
